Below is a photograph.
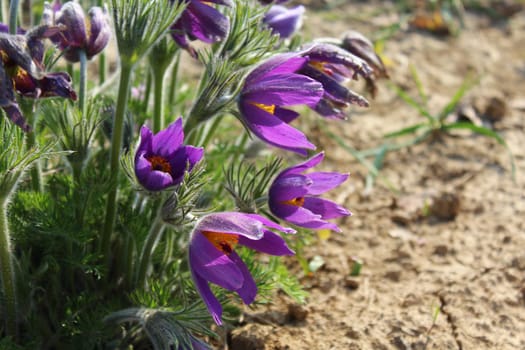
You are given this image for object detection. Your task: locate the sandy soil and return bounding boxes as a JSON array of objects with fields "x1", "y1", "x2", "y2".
[{"x1": 224, "y1": 1, "x2": 525, "y2": 349}]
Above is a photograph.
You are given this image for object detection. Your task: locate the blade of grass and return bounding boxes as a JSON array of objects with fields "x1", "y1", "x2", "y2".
[
  {"x1": 438, "y1": 75, "x2": 477, "y2": 121},
  {"x1": 384, "y1": 122, "x2": 429, "y2": 138},
  {"x1": 409, "y1": 64, "x2": 428, "y2": 106},
  {"x1": 388, "y1": 82, "x2": 435, "y2": 123},
  {"x1": 443, "y1": 121, "x2": 516, "y2": 178},
  {"x1": 365, "y1": 145, "x2": 387, "y2": 192}
]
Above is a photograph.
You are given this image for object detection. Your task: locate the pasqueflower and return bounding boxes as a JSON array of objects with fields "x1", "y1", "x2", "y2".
[
  {"x1": 0, "y1": 25, "x2": 76, "y2": 131},
  {"x1": 263, "y1": 5, "x2": 305, "y2": 39},
  {"x1": 300, "y1": 43, "x2": 373, "y2": 119},
  {"x1": 134, "y1": 118, "x2": 203, "y2": 191},
  {"x1": 170, "y1": 0, "x2": 232, "y2": 57},
  {"x1": 269, "y1": 152, "x2": 350, "y2": 232},
  {"x1": 189, "y1": 212, "x2": 294, "y2": 325},
  {"x1": 238, "y1": 52, "x2": 324, "y2": 155},
  {"x1": 42, "y1": 1, "x2": 111, "y2": 62}
]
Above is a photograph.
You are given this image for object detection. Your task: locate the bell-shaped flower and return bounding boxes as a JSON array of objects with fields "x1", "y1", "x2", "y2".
[
  {"x1": 263, "y1": 5, "x2": 305, "y2": 39},
  {"x1": 340, "y1": 30, "x2": 389, "y2": 98},
  {"x1": 42, "y1": 1, "x2": 111, "y2": 62},
  {"x1": 0, "y1": 24, "x2": 76, "y2": 131},
  {"x1": 269, "y1": 152, "x2": 350, "y2": 232},
  {"x1": 170, "y1": 0, "x2": 232, "y2": 58},
  {"x1": 299, "y1": 43, "x2": 373, "y2": 120},
  {"x1": 189, "y1": 212, "x2": 295, "y2": 325},
  {"x1": 134, "y1": 118, "x2": 204, "y2": 191},
  {"x1": 238, "y1": 52, "x2": 324, "y2": 155}
]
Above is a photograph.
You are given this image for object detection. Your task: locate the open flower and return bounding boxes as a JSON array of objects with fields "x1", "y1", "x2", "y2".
[
  {"x1": 189, "y1": 212, "x2": 294, "y2": 325},
  {"x1": 269, "y1": 152, "x2": 350, "y2": 232},
  {"x1": 42, "y1": 1, "x2": 111, "y2": 62},
  {"x1": 238, "y1": 52, "x2": 324, "y2": 155},
  {"x1": 263, "y1": 4, "x2": 305, "y2": 39},
  {"x1": 299, "y1": 43, "x2": 373, "y2": 120},
  {"x1": 170, "y1": 0, "x2": 232, "y2": 58},
  {"x1": 0, "y1": 24, "x2": 76, "y2": 131},
  {"x1": 134, "y1": 118, "x2": 204, "y2": 191}
]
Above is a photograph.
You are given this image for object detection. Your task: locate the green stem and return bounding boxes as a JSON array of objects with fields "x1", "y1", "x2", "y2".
[
  {"x1": 8, "y1": 0, "x2": 18, "y2": 34},
  {"x1": 78, "y1": 49, "x2": 88, "y2": 119},
  {"x1": 21, "y1": 102, "x2": 42, "y2": 192},
  {"x1": 136, "y1": 217, "x2": 165, "y2": 287},
  {"x1": 0, "y1": 0, "x2": 5, "y2": 24},
  {"x1": 152, "y1": 65, "x2": 166, "y2": 133},
  {"x1": 0, "y1": 200, "x2": 18, "y2": 338},
  {"x1": 98, "y1": 52, "x2": 106, "y2": 84},
  {"x1": 101, "y1": 63, "x2": 133, "y2": 268}
]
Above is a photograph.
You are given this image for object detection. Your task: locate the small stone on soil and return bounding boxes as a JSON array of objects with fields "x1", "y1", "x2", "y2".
[
  {"x1": 344, "y1": 277, "x2": 360, "y2": 290},
  {"x1": 287, "y1": 303, "x2": 309, "y2": 322}
]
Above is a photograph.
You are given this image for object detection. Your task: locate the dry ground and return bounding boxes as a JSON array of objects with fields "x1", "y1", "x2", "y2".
[{"x1": 224, "y1": 1, "x2": 525, "y2": 349}]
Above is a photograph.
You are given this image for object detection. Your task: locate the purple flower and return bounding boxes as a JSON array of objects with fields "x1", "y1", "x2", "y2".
[
  {"x1": 263, "y1": 5, "x2": 305, "y2": 39},
  {"x1": 300, "y1": 43, "x2": 373, "y2": 120},
  {"x1": 238, "y1": 52, "x2": 324, "y2": 155},
  {"x1": 0, "y1": 24, "x2": 76, "y2": 131},
  {"x1": 269, "y1": 152, "x2": 350, "y2": 232},
  {"x1": 134, "y1": 118, "x2": 204, "y2": 191},
  {"x1": 42, "y1": 1, "x2": 111, "y2": 62},
  {"x1": 170, "y1": 0, "x2": 232, "y2": 58},
  {"x1": 189, "y1": 212, "x2": 294, "y2": 325}
]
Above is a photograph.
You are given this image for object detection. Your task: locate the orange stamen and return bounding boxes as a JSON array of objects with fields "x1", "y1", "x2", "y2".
[
  {"x1": 282, "y1": 197, "x2": 305, "y2": 207},
  {"x1": 250, "y1": 102, "x2": 276, "y2": 115},
  {"x1": 202, "y1": 231, "x2": 239, "y2": 254},
  {"x1": 310, "y1": 60, "x2": 333, "y2": 76},
  {"x1": 147, "y1": 155, "x2": 172, "y2": 173}
]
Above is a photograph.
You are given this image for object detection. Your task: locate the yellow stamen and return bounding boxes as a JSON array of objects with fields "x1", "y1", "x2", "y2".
[
  {"x1": 147, "y1": 155, "x2": 172, "y2": 173},
  {"x1": 282, "y1": 197, "x2": 305, "y2": 207},
  {"x1": 202, "y1": 231, "x2": 239, "y2": 254},
  {"x1": 251, "y1": 102, "x2": 276, "y2": 115}
]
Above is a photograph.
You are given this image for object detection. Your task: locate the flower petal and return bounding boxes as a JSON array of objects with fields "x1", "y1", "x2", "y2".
[
  {"x1": 197, "y1": 212, "x2": 265, "y2": 240},
  {"x1": 228, "y1": 251, "x2": 257, "y2": 305},
  {"x1": 270, "y1": 203, "x2": 340, "y2": 231},
  {"x1": 239, "y1": 102, "x2": 315, "y2": 155},
  {"x1": 303, "y1": 197, "x2": 351, "y2": 219},
  {"x1": 135, "y1": 153, "x2": 175, "y2": 191},
  {"x1": 243, "y1": 213, "x2": 296, "y2": 234},
  {"x1": 246, "y1": 54, "x2": 306, "y2": 85},
  {"x1": 239, "y1": 230, "x2": 294, "y2": 256},
  {"x1": 190, "y1": 232, "x2": 244, "y2": 290},
  {"x1": 152, "y1": 118, "x2": 184, "y2": 157},
  {"x1": 269, "y1": 174, "x2": 310, "y2": 202},
  {"x1": 306, "y1": 172, "x2": 349, "y2": 195},
  {"x1": 279, "y1": 152, "x2": 324, "y2": 177},
  {"x1": 183, "y1": 2, "x2": 229, "y2": 43},
  {"x1": 191, "y1": 270, "x2": 223, "y2": 325}
]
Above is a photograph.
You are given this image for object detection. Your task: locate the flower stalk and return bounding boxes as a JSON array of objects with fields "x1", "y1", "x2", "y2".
[
  {"x1": 78, "y1": 49, "x2": 88, "y2": 119},
  {"x1": 8, "y1": 0, "x2": 18, "y2": 34},
  {"x1": 152, "y1": 64, "x2": 165, "y2": 133},
  {"x1": 0, "y1": 199, "x2": 17, "y2": 338},
  {"x1": 136, "y1": 215, "x2": 165, "y2": 287}
]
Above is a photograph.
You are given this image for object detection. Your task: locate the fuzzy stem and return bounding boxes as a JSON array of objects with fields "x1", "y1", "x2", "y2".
[
  {"x1": 101, "y1": 63, "x2": 133, "y2": 268},
  {"x1": 78, "y1": 49, "x2": 88, "y2": 119},
  {"x1": 0, "y1": 199, "x2": 18, "y2": 338},
  {"x1": 0, "y1": 0, "x2": 5, "y2": 24},
  {"x1": 152, "y1": 65, "x2": 166, "y2": 133},
  {"x1": 98, "y1": 52, "x2": 106, "y2": 84},
  {"x1": 136, "y1": 216, "x2": 165, "y2": 287},
  {"x1": 8, "y1": 0, "x2": 18, "y2": 34},
  {"x1": 22, "y1": 103, "x2": 42, "y2": 192}
]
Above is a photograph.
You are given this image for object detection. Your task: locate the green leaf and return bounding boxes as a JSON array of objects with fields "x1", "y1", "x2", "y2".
[
  {"x1": 438, "y1": 75, "x2": 477, "y2": 121},
  {"x1": 388, "y1": 82, "x2": 435, "y2": 123},
  {"x1": 384, "y1": 123, "x2": 429, "y2": 138}
]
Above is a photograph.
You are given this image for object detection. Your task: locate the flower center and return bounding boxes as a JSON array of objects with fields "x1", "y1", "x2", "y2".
[
  {"x1": 147, "y1": 155, "x2": 172, "y2": 173},
  {"x1": 282, "y1": 197, "x2": 305, "y2": 207},
  {"x1": 310, "y1": 60, "x2": 333, "y2": 76},
  {"x1": 202, "y1": 231, "x2": 239, "y2": 254},
  {"x1": 251, "y1": 102, "x2": 276, "y2": 115}
]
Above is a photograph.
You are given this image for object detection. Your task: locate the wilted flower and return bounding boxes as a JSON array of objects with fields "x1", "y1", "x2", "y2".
[
  {"x1": 170, "y1": 0, "x2": 233, "y2": 58},
  {"x1": 340, "y1": 30, "x2": 389, "y2": 98},
  {"x1": 0, "y1": 24, "x2": 76, "y2": 131},
  {"x1": 42, "y1": 1, "x2": 111, "y2": 62},
  {"x1": 238, "y1": 52, "x2": 324, "y2": 155},
  {"x1": 189, "y1": 212, "x2": 295, "y2": 324},
  {"x1": 269, "y1": 152, "x2": 350, "y2": 232},
  {"x1": 263, "y1": 5, "x2": 305, "y2": 39},
  {"x1": 134, "y1": 118, "x2": 204, "y2": 191},
  {"x1": 300, "y1": 43, "x2": 373, "y2": 120}
]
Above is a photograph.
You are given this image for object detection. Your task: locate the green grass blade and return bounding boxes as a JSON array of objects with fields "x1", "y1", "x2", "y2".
[
  {"x1": 438, "y1": 75, "x2": 477, "y2": 121},
  {"x1": 388, "y1": 82, "x2": 435, "y2": 123},
  {"x1": 443, "y1": 121, "x2": 516, "y2": 178},
  {"x1": 409, "y1": 64, "x2": 428, "y2": 106},
  {"x1": 385, "y1": 123, "x2": 429, "y2": 138}
]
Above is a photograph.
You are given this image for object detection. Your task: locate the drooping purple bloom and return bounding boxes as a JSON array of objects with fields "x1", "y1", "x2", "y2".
[
  {"x1": 263, "y1": 5, "x2": 305, "y2": 39},
  {"x1": 300, "y1": 43, "x2": 373, "y2": 120},
  {"x1": 189, "y1": 212, "x2": 295, "y2": 325},
  {"x1": 269, "y1": 152, "x2": 350, "y2": 232},
  {"x1": 42, "y1": 1, "x2": 111, "y2": 62},
  {"x1": 134, "y1": 118, "x2": 204, "y2": 191},
  {"x1": 170, "y1": 0, "x2": 232, "y2": 58},
  {"x1": 238, "y1": 52, "x2": 324, "y2": 155},
  {"x1": 0, "y1": 24, "x2": 76, "y2": 131}
]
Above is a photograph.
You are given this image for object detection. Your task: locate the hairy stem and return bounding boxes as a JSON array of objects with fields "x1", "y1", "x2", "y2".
[
  {"x1": 22, "y1": 103, "x2": 42, "y2": 192},
  {"x1": 152, "y1": 65, "x2": 166, "y2": 133},
  {"x1": 78, "y1": 49, "x2": 88, "y2": 119},
  {"x1": 101, "y1": 63, "x2": 133, "y2": 268},
  {"x1": 8, "y1": 0, "x2": 18, "y2": 34},
  {"x1": 98, "y1": 52, "x2": 106, "y2": 84},
  {"x1": 136, "y1": 217, "x2": 165, "y2": 287},
  {"x1": 0, "y1": 200, "x2": 18, "y2": 338}
]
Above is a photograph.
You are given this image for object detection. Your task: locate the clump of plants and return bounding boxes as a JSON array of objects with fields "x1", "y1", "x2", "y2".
[{"x1": 0, "y1": 0, "x2": 384, "y2": 348}]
